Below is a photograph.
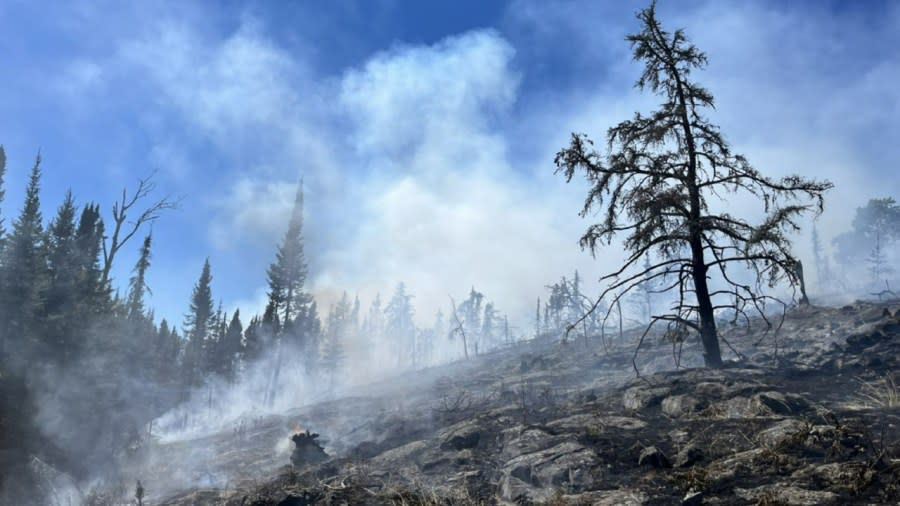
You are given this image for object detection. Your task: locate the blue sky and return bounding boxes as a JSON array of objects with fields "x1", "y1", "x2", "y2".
[{"x1": 1, "y1": 0, "x2": 898, "y2": 328}]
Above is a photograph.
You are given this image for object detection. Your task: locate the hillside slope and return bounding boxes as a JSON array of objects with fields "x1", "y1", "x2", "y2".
[{"x1": 136, "y1": 302, "x2": 900, "y2": 505}]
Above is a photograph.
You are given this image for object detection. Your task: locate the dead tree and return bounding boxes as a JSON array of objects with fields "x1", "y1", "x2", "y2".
[
  {"x1": 448, "y1": 295, "x2": 469, "y2": 360},
  {"x1": 102, "y1": 171, "x2": 178, "y2": 286},
  {"x1": 555, "y1": 2, "x2": 832, "y2": 368}
]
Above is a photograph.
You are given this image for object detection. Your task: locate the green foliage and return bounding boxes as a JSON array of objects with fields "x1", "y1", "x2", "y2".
[
  {"x1": 183, "y1": 258, "x2": 214, "y2": 388},
  {"x1": 833, "y1": 198, "x2": 900, "y2": 279},
  {"x1": 0, "y1": 154, "x2": 49, "y2": 356},
  {"x1": 126, "y1": 234, "x2": 153, "y2": 321},
  {"x1": 266, "y1": 182, "x2": 311, "y2": 324}
]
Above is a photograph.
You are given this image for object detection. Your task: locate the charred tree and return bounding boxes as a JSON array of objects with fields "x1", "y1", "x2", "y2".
[
  {"x1": 555, "y1": 2, "x2": 832, "y2": 367},
  {"x1": 101, "y1": 171, "x2": 177, "y2": 288}
]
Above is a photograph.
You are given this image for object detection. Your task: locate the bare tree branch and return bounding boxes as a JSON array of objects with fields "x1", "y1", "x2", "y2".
[{"x1": 102, "y1": 170, "x2": 180, "y2": 287}]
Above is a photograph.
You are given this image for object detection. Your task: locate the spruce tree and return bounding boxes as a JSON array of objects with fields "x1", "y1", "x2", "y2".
[
  {"x1": 266, "y1": 181, "x2": 312, "y2": 325},
  {"x1": 126, "y1": 234, "x2": 152, "y2": 321},
  {"x1": 243, "y1": 316, "x2": 263, "y2": 365},
  {"x1": 0, "y1": 154, "x2": 49, "y2": 358},
  {"x1": 385, "y1": 283, "x2": 415, "y2": 368},
  {"x1": 44, "y1": 191, "x2": 79, "y2": 360},
  {"x1": 321, "y1": 295, "x2": 350, "y2": 389},
  {"x1": 219, "y1": 310, "x2": 243, "y2": 381},
  {"x1": 74, "y1": 203, "x2": 108, "y2": 314},
  {"x1": 182, "y1": 259, "x2": 214, "y2": 390}
]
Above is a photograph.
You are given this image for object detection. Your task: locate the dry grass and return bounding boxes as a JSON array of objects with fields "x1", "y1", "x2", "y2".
[{"x1": 852, "y1": 374, "x2": 900, "y2": 409}]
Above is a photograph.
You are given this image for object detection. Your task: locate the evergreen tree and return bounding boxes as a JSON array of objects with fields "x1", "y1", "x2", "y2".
[
  {"x1": 834, "y1": 197, "x2": 900, "y2": 268},
  {"x1": 868, "y1": 232, "x2": 892, "y2": 288},
  {"x1": 154, "y1": 319, "x2": 178, "y2": 385},
  {"x1": 74, "y1": 203, "x2": 108, "y2": 314},
  {"x1": 126, "y1": 234, "x2": 152, "y2": 321},
  {"x1": 243, "y1": 316, "x2": 263, "y2": 365},
  {"x1": 365, "y1": 293, "x2": 384, "y2": 340},
  {"x1": 456, "y1": 287, "x2": 484, "y2": 350},
  {"x1": 44, "y1": 191, "x2": 80, "y2": 360},
  {"x1": 0, "y1": 154, "x2": 48, "y2": 358},
  {"x1": 266, "y1": 181, "x2": 312, "y2": 325},
  {"x1": 206, "y1": 301, "x2": 226, "y2": 375},
  {"x1": 350, "y1": 294, "x2": 361, "y2": 336},
  {"x1": 385, "y1": 283, "x2": 415, "y2": 368},
  {"x1": 321, "y1": 294, "x2": 351, "y2": 389},
  {"x1": 219, "y1": 310, "x2": 243, "y2": 381},
  {"x1": 182, "y1": 259, "x2": 214, "y2": 390}
]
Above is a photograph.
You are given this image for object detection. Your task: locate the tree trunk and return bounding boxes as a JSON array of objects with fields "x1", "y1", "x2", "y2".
[
  {"x1": 266, "y1": 340, "x2": 282, "y2": 407},
  {"x1": 672, "y1": 55, "x2": 724, "y2": 369},
  {"x1": 691, "y1": 250, "x2": 723, "y2": 367}
]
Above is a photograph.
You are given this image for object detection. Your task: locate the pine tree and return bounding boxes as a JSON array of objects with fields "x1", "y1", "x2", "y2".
[
  {"x1": 481, "y1": 302, "x2": 499, "y2": 351},
  {"x1": 74, "y1": 203, "x2": 108, "y2": 314},
  {"x1": 266, "y1": 181, "x2": 312, "y2": 325},
  {"x1": 206, "y1": 301, "x2": 226, "y2": 375},
  {"x1": 366, "y1": 293, "x2": 384, "y2": 340},
  {"x1": 456, "y1": 287, "x2": 484, "y2": 349},
  {"x1": 126, "y1": 234, "x2": 152, "y2": 321},
  {"x1": 154, "y1": 319, "x2": 176, "y2": 384},
  {"x1": 219, "y1": 310, "x2": 244, "y2": 382},
  {"x1": 867, "y1": 232, "x2": 892, "y2": 289},
  {"x1": 182, "y1": 259, "x2": 214, "y2": 390},
  {"x1": 44, "y1": 191, "x2": 80, "y2": 361},
  {"x1": 243, "y1": 316, "x2": 263, "y2": 365},
  {"x1": 321, "y1": 294, "x2": 350, "y2": 389},
  {"x1": 350, "y1": 294, "x2": 361, "y2": 337},
  {"x1": 0, "y1": 154, "x2": 49, "y2": 358},
  {"x1": 385, "y1": 283, "x2": 415, "y2": 368}
]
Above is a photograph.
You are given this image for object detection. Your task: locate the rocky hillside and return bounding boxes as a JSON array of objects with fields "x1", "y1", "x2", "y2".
[{"x1": 132, "y1": 302, "x2": 900, "y2": 505}]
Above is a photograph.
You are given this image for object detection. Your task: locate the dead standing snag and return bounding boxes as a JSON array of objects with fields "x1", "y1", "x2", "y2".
[
  {"x1": 554, "y1": 2, "x2": 832, "y2": 368},
  {"x1": 101, "y1": 170, "x2": 179, "y2": 286}
]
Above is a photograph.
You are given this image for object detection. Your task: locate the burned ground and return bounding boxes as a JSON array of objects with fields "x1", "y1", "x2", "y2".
[{"x1": 122, "y1": 302, "x2": 900, "y2": 505}]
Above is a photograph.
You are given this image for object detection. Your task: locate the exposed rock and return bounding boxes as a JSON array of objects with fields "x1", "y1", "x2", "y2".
[
  {"x1": 623, "y1": 385, "x2": 670, "y2": 411},
  {"x1": 791, "y1": 462, "x2": 875, "y2": 493},
  {"x1": 370, "y1": 440, "x2": 427, "y2": 466},
  {"x1": 500, "y1": 441, "x2": 597, "y2": 500},
  {"x1": 681, "y1": 489, "x2": 703, "y2": 506},
  {"x1": 133, "y1": 302, "x2": 900, "y2": 506},
  {"x1": 661, "y1": 394, "x2": 703, "y2": 418},
  {"x1": 735, "y1": 484, "x2": 839, "y2": 505},
  {"x1": 757, "y1": 418, "x2": 810, "y2": 449},
  {"x1": 500, "y1": 426, "x2": 563, "y2": 461},
  {"x1": 547, "y1": 413, "x2": 647, "y2": 432},
  {"x1": 580, "y1": 489, "x2": 648, "y2": 505},
  {"x1": 673, "y1": 442, "x2": 704, "y2": 468},
  {"x1": 718, "y1": 391, "x2": 811, "y2": 418},
  {"x1": 438, "y1": 420, "x2": 481, "y2": 451}
]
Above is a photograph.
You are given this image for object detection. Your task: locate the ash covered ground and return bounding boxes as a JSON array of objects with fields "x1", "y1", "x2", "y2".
[{"x1": 104, "y1": 301, "x2": 900, "y2": 505}]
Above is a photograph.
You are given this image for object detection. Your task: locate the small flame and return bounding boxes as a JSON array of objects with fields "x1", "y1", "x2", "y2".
[{"x1": 292, "y1": 421, "x2": 303, "y2": 434}]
